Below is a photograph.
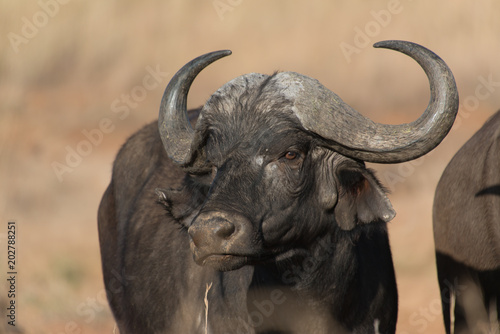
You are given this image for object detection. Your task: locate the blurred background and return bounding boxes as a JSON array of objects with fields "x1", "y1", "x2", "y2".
[{"x1": 1, "y1": 0, "x2": 499, "y2": 333}]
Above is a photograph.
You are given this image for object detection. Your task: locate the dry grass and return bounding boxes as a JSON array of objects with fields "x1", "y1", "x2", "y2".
[
  {"x1": 1, "y1": 0, "x2": 500, "y2": 333},
  {"x1": 205, "y1": 282, "x2": 213, "y2": 334}
]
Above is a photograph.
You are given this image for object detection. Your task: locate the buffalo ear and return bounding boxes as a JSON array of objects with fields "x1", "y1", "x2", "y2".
[
  {"x1": 334, "y1": 168, "x2": 395, "y2": 231},
  {"x1": 155, "y1": 175, "x2": 209, "y2": 220}
]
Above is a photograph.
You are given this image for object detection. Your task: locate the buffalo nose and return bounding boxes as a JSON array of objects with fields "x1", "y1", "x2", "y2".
[{"x1": 188, "y1": 217, "x2": 236, "y2": 248}]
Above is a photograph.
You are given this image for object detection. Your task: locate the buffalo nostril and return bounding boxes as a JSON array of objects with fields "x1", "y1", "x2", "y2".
[
  {"x1": 214, "y1": 220, "x2": 236, "y2": 239},
  {"x1": 188, "y1": 217, "x2": 236, "y2": 248}
]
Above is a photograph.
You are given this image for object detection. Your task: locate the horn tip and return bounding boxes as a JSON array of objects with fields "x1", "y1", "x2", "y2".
[
  {"x1": 373, "y1": 40, "x2": 408, "y2": 49},
  {"x1": 208, "y1": 49, "x2": 232, "y2": 60},
  {"x1": 218, "y1": 50, "x2": 232, "y2": 56}
]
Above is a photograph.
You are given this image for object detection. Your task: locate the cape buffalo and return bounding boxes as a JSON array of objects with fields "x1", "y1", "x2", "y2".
[
  {"x1": 433, "y1": 110, "x2": 500, "y2": 334},
  {"x1": 98, "y1": 40, "x2": 458, "y2": 333}
]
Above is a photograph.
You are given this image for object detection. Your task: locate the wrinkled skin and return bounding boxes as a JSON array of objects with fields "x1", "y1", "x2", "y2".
[
  {"x1": 433, "y1": 110, "x2": 500, "y2": 334},
  {"x1": 99, "y1": 104, "x2": 398, "y2": 333}
]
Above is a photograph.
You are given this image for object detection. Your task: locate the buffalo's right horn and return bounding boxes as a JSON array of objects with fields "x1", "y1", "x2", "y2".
[
  {"x1": 158, "y1": 50, "x2": 231, "y2": 167},
  {"x1": 292, "y1": 40, "x2": 459, "y2": 163}
]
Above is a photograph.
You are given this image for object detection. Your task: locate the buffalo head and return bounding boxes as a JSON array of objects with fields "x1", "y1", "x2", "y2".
[{"x1": 157, "y1": 40, "x2": 458, "y2": 272}]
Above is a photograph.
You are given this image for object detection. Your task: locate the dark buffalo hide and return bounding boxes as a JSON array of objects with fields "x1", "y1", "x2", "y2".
[{"x1": 434, "y1": 110, "x2": 500, "y2": 334}]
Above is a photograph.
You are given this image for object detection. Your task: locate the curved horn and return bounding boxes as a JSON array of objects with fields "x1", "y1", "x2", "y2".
[
  {"x1": 158, "y1": 50, "x2": 231, "y2": 165},
  {"x1": 294, "y1": 40, "x2": 459, "y2": 163}
]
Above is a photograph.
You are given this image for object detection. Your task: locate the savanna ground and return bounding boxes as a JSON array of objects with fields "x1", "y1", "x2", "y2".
[{"x1": 1, "y1": 1, "x2": 500, "y2": 333}]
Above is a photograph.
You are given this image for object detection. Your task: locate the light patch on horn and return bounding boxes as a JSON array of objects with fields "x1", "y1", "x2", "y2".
[
  {"x1": 270, "y1": 72, "x2": 308, "y2": 116},
  {"x1": 271, "y1": 71, "x2": 351, "y2": 139},
  {"x1": 205, "y1": 73, "x2": 269, "y2": 114},
  {"x1": 272, "y1": 72, "x2": 306, "y2": 99}
]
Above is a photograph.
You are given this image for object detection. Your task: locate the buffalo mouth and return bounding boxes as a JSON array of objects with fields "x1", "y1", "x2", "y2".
[
  {"x1": 195, "y1": 253, "x2": 250, "y2": 271},
  {"x1": 194, "y1": 248, "x2": 309, "y2": 272}
]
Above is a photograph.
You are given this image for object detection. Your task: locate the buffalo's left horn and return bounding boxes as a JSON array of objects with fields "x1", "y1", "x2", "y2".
[{"x1": 158, "y1": 50, "x2": 231, "y2": 166}]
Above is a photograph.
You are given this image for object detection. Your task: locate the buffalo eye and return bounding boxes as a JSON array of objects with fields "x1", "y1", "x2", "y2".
[
  {"x1": 279, "y1": 150, "x2": 304, "y2": 170},
  {"x1": 285, "y1": 151, "x2": 299, "y2": 160}
]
